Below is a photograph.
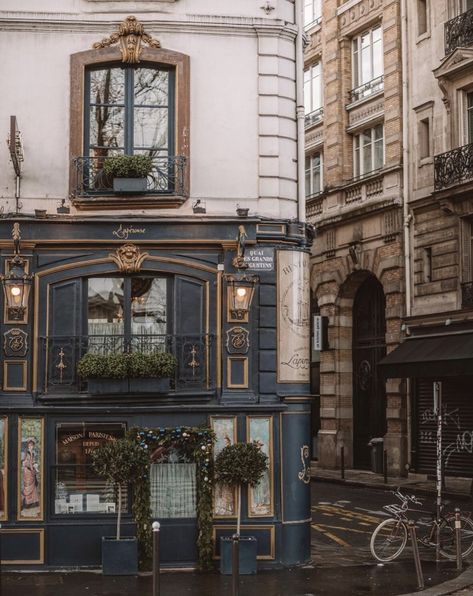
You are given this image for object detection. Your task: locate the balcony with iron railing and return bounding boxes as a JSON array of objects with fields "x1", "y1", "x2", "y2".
[
  {"x1": 461, "y1": 282, "x2": 473, "y2": 309},
  {"x1": 434, "y1": 142, "x2": 473, "y2": 191},
  {"x1": 445, "y1": 8, "x2": 473, "y2": 55},
  {"x1": 305, "y1": 107, "x2": 324, "y2": 129},
  {"x1": 348, "y1": 75, "x2": 384, "y2": 105},
  {"x1": 39, "y1": 333, "x2": 214, "y2": 397},
  {"x1": 71, "y1": 155, "x2": 187, "y2": 201}
]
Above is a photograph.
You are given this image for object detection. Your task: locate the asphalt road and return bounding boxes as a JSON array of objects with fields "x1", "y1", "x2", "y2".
[{"x1": 310, "y1": 480, "x2": 463, "y2": 568}]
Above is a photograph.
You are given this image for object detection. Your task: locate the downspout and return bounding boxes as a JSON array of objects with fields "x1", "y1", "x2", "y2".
[
  {"x1": 295, "y1": 0, "x2": 306, "y2": 223},
  {"x1": 401, "y1": 0, "x2": 412, "y2": 467}
]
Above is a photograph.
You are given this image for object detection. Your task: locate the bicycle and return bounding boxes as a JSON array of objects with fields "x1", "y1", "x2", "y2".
[{"x1": 370, "y1": 488, "x2": 473, "y2": 563}]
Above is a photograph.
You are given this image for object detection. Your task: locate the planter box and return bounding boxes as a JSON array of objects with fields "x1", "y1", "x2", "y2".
[
  {"x1": 113, "y1": 177, "x2": 147, "y2": 194},
  {"x1": 88, "y1": 379, "x2": 128, "y2": 395},
  {"x1": 220, "y1": 536, "x2": 257, "y2": 575},
  {"x1": 129, "y1": 377, "x2": 171, "y2": 394},
  {"x1": 102, "y1": 536, "x2": 138, "y2": 576}
]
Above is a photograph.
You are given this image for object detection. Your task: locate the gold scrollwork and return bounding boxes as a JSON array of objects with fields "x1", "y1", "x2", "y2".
[
  {"x1": 109, "y1": 244, "x2": 149, "y2": 273},
  {"x1": 188, "y1": 345, "x2": 200, "y2": 377},
  {"x1": 56, "y1": 348, "x2": 66, "y2": 384},
  {"x1": 298, "y1": 445, "x2": 311, "y2": 484},
  {"x1": 93, "y1": 16, "x2": 161, "y2": 64}
]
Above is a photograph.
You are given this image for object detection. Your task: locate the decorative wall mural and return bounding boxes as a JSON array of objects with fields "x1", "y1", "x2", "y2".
[
  {"x1": 277, "y1": 251, "x2": 310, "y2": 382},
  {"x1": 248, "y1": 416, "x2": 273, "y2": 517},
  {"x1": 18, "y1": 418, "x2": 44, "y2": 521},
  {"x1": 211, "y1": 417, "x2": 237, "y2": 517}
]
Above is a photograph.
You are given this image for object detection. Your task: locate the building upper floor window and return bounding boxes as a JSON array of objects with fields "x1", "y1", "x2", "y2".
[
  {"x1": 351, "y1": 26, "x2": 383, "y2": 101},
  {"x1": 304, "y1": 63, "x2": 323, "y2": 124},
  {"x1": 353, "y1": 125, "x2": 384, "y2": 178},
  {"x1": 417, "y1": 0, "x2": 428, "y2": 37},
  {"x1": 305, "y1": 153, "x2": 322, "y2": 198},
  {"x1": 464, "y1": 91, "x2": 473, "y2": 145},
  {"x1": 86, "y1": 65, "x2": 174, "y2": 160},
  {"x1": 304, "y1": 0, "x2": 321, "y2": 28}
]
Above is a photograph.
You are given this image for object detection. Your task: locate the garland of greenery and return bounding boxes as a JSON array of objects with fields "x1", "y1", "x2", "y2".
[{"x1": 128, "y1": 426, "x2": 215, "y2": 570}]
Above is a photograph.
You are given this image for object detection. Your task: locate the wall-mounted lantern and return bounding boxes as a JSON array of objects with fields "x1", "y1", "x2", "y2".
[
  {"x1": 1, "y1": 223, "x2": 32, "y2": 321},
  {"x1": 225, "y1": 274, "x2": 258, "y2": 321}
]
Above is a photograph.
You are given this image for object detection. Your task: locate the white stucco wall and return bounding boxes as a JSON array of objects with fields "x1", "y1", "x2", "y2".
[{"x1": 0, "y1": 1, "x2": 298, "y2": 219}]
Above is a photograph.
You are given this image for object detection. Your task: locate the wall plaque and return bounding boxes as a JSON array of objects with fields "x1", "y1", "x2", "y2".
[
  {"x1": 244, "y1": 248, "x2": 274, "y2": 271},
  {"x1": 277, "y1": 251, "x2": 310, "y2": 383},
  {"x1": 3, "y1": 329, "x2": 28, "y2": 357}
]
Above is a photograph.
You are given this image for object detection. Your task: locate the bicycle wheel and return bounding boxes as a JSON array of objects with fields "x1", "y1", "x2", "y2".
[
  {"x1": 439, "y1": 514, "x2": 473, "y2": 560},
  {"x1": 370, "y1": 518, "x2": 408, "y2": 562}
]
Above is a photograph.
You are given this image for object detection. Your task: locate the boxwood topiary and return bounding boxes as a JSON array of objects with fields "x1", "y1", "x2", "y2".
[{"x1": 77, "y1": 351, "x2": 177, "y2": 380}]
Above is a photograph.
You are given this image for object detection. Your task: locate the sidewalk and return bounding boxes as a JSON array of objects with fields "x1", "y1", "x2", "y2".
[{"x1": 311, "y1": 462, "x2": 473, "y2": 500}]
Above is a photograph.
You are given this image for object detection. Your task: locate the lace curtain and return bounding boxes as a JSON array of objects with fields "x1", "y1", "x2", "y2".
[{"x1": 150, "y1": 463, "x2": 197, "y2": 519}]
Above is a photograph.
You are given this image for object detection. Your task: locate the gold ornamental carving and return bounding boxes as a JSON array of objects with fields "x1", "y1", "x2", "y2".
[
  {"x1": 109, "y1": 244, "x2": 149, "y2": 273},
  {"x1": 93, "y1": 16, "x2": 161, "y2": 64}
]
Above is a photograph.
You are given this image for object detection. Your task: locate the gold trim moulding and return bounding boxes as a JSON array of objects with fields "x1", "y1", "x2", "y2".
[
  {"x1": 3, "y1": 360, "x2": 27, "y2": 392},
  {"x1": 226, "y1": 356, "x2": 248, "y2": 389},
  {"x1": 212, "y1": 524, "x2": 275, "y2": 560},
  {"x1": 0, "y1": 528, "x2": 45, "y2": 565}
]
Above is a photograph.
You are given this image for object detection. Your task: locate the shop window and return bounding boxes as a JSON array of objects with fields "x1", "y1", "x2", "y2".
[
  {"x1": 304, "y1": 0, "x2": 321, "y2": 28},
  {"x1": 353, "y1": 125, "x2": 384, "y2": 178},
  {"x1": 53, "y1": 423, "x2": 126, "y2": 515},
  {"x1": 87, "y1": 276, "x2": 169, "y2": 354},
  {"x1": 351, "y1": 25, "x2": 383, "y2": 101},
  {"x1": 305, "y1": 152, "x2": 323, "y2": 198}
]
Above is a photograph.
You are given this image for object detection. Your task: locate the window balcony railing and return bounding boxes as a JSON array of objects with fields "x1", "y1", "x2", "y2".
[
  {"x1": 434, "y1": 142, "x2": 473, "y2": 191},
  {"x1": 349, "y1": 75, "x2": 384, "y2": 104},
  {"x1": 461, "y1": 282, "x2": 473, "y2": 309},
  {"x1": 304, "y1": 16, "x2": 322, "y2": 31},
  {"x1": 305, "y1": 107, "x2": 324, "y2": 128},
  {"x1": 72, "y1": 155, "x2": 187, "y2": 198},
  {"x1": 445, "y1": 8, "x2": 473, "y2": 55},
  {"x1": 39, "y1": 334, "x2": 215, "y2": 395}
]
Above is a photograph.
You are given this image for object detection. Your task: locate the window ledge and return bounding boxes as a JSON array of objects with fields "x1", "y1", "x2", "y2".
[
  {"x1": 72, "y1": 194, "x2": 187, "y2": 210},
  {"x1": 416, "y1": 31, "x2": 431, "y2": 44},
  {"x1": 346, "y1": 88, "x2": 384, "y2": 112},
  {"x1": 418, "y1": 156, "x2": 433, "y2": 167}
]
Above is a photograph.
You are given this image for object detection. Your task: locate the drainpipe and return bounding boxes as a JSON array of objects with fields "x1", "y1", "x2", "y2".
[
  {"x1": 295, "y1": 0, "x2": 306, "y2": 223},
  {"x1": 401, "y1": 0, "x2": 412, "y2": 467}
]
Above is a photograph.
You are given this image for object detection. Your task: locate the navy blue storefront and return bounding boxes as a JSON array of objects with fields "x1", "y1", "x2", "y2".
[{"x1": 0, "y1": 216, "x2": 312, "y2": 569}]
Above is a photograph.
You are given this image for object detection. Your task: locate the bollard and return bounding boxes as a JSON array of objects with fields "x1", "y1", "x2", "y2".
[
  {"x1": 455, "y1": 508, "x2": 462, "y2": 571},
  {"x1": 383, "y1": 450, "x2": 388, "y2": 484},
  {"x1": 152, "y1": 521, "x2": 160, "y2": 596},
  {"x1": 408, "y1": 520, "x2": 424, "y2": 591},
  {"x1": 341, "y1": 446, "x2": 345, "y2": 480},
  {"x1": 0, "y1": 523, "x2": 2, "y2": 596},
  {"x1": 232, "y1": 533, "x2": 240, "y2": 596}
]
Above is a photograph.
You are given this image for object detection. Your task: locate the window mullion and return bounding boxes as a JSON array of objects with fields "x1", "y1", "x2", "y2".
[
  {"x1": 125, "y1": 68, "x2": 134, "y2": 154},
  {"x1": 124, "y1": 278, "x2": 132, "y2": 350}
]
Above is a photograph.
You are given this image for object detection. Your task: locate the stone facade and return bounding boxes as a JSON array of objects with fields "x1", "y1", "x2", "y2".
[{"x1": 305, "y1": 0, "x2": 406, "y2": 474}]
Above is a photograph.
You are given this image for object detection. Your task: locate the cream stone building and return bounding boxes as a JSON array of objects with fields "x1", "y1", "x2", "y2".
[{"x1": 305, "y1": 0, "x2": 406, "y2": 474}]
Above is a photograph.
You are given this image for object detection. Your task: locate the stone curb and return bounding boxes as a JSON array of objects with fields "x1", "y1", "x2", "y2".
[{"x1": 400, "y1": 566, "x2": 473, "y2": 596}]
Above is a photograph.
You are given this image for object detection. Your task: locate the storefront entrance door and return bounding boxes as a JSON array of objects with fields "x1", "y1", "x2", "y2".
[{"x1": 352, "y1": 277, "x2": 387, "y2": 469}]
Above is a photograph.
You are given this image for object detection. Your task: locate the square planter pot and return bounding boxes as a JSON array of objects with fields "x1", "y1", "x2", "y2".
[
  {"x1": 129, "y1": 378, "x2": 171, "y2": 394},
  {"x1": 102, "y1": 536, "x2": 138, "y2": 576},
  {"x1": 220, "y1": 536, "x2": 257, "y2": 575},
  {"x1": 113, "y1": 177, "x2": 147, "y2": 194},
  {"x1": 88, "y1": 379, "x2": 128, "y2": 395}
]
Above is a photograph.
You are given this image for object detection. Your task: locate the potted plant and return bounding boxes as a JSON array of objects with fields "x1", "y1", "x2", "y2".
[
  {"x1": 214, "y1": 441, "x2": 268, "y2": 575},
  {"x1": 77, "y1": 351, "x2": 177, "y2": 395},
  {"x1": 103, "y1": 155, "x2": 153, "y2": 194},
  {"x1": 92, "y1": 438, "x2": 149, "y2": 575}
]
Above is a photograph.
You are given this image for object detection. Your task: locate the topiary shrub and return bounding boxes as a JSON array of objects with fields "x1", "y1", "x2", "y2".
[
  {"x1": 77, "y1": 352, "x2": 177, "y2": 380},
  {"x1": 103, "y1": 155, "x2": 153, "y2": 179},
  {"x1": 92, "y1": 438, "x2": 149, "y2": 540},
  {"x1": 214, "y1": 442, "x2": 268, "y2": 535}
]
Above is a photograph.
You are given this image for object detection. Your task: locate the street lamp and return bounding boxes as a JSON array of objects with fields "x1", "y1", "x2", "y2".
[
  {"x1": 1, "y1": 223, "x2": 32, "y2": 321},
  {"x1": 226, "y1": 274, "x2": 258, "y2": 320}
]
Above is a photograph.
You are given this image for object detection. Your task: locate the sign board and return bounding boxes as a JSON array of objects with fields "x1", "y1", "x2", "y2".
[
  {"x1": 313, "y1": 315, "x2": 328, "y2": 351},
  {"x1": 244, "y1": 247, "x2": 274, "y2": 271}
]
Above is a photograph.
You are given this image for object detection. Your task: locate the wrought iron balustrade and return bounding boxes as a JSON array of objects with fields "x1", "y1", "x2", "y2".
[
  {"x1": 349, "y1": 75, "x2": 384, "y2": 104},
  {"x1": 305, "y1": 107, "x2": 324, "y2": 128},
  {"x1": 39, "y1": 334, "x2": 215, "y2": 395},
  {"x1": 445, "y1": 8, "x2": 473, "y2": 55},
  {"x1": 461, "y1": 282, "x2": 473, "y2": 309},
  {"x1": 434, "y1": 142, "x2": 473, "y2": 190},
  {"x1": 72, "y1": 155, "x2": 187, "y2": 197}
]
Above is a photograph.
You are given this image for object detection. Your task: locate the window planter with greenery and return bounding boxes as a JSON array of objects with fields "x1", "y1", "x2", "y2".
[
  {"x1": 77, "y1": 352, "x2": 177, "y2": 395},
  {"x1": 103, "y1": 155, "x2": 153, "y2": 194},
  {"x1": 92, "y1": 438, "x2": 149, "y2": 575},
  {"x1": 214, "y1": 442, "x2": 268, "y2": 575}
]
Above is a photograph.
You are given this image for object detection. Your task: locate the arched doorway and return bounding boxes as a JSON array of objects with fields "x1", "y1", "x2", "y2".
[{"x1": 352, "y1": 276, "x2": 387, "y2": 469}]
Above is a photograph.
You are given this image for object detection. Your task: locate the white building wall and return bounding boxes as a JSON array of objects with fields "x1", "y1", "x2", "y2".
[{"x1": 0, "y1": 1, "x2": 298, "y2": 219}]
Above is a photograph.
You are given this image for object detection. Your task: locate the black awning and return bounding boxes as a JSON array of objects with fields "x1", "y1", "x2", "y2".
[{"x1": 378, "y1": 332, "x2": 473, "y2": 378}]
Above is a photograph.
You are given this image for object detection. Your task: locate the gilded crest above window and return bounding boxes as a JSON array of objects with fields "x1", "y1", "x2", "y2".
[{"x1": 92, "y1": 16, "x2": 161, "y2": 64}]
